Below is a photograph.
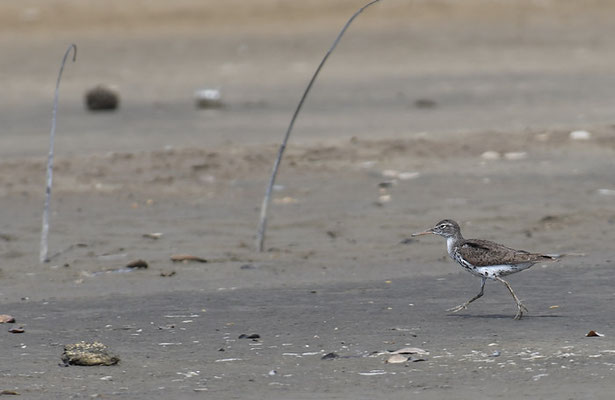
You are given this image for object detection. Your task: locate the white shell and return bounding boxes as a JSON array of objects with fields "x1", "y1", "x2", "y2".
[
  {"x1": 569, "y1": 130, "x2": 591, "y2": 140},
  {"x1": 386, "y1": 354, "x2": 409, "y2": 364}
]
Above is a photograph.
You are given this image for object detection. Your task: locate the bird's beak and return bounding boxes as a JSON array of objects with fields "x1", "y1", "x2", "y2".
[{"x1": 411, "y1": 228, "x2": 434, "y2": 237}]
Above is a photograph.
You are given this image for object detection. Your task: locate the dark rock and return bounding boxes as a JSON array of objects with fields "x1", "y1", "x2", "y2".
[
  {"x1": 125, "y1": 259, "x2": 148, "y2": 269},
  {"x1": 238, "y1": 333, "x2": 260, "y2": 339},
  {"x1": 85, "y1": 85, "x2": 120, "y2": 111}
]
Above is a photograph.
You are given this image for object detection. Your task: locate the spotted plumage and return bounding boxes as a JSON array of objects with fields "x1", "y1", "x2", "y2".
[{"x1": 413, "y1": 219, "x2": 556, "y2": 319}]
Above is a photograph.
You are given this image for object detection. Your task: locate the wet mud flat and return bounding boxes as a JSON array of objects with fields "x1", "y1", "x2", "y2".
[
  {"x1": 2, "y1": 263, "x2": 615, "y2": 399},
  {"x1": 3, "y1": 0, "x2": 615, "y2": 398}
]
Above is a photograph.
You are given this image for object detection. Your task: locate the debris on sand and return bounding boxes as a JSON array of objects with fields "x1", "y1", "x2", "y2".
[
  {"x1": 386, "y1": 354, "x2": 408, "y2": 364},
  {"x1": 0, "y1": 390, "x2": 20, "y2": 395},
  {"x1": 596, "y1": 189, "x2": 615, "y2": 196},
  {"x1": 504, "y1": 151, "x2": 528, "y2": 161},
  {"x1": 85, "y1": 85, "x2": 120, "y2": 111},
  {"x1": 142, "y1": 232, "x2": 163, "y2": 240},
  {"x1": 171, "y1": 254, "x2": 208, "y2": 263},
  {"x1": 8, "y1": 327, "x2": 24, "y2": 334},
  {"x1": 238, "y1": 333, "x2": 260, "y2": 340},
  {"x1": 273, "y1": 196, "x2": 298, "y2": 205},
  {"x1": 388, "y1": 347, "x2": 429, "y2": 356},
  {"x1": 586, "y1": 330, "x2": 604, "y2": 337},
  {"x1": 321, "y1": 352, "x2": 339, "y2": 360},
  {"x1": 194, "y1": 88, "x2": 224, "y2": 109},
  {"x1": 414, "y1": 98, "x2": 437, "y2": 109},
  {"x1": 481, "y1": 151, "x2": 500, "y2": 160},
  {"x1": 62, "y1": 342, "x2": 119, "y2": 366},
  {"x1": 379, "y1": 347, "x2": 429, "y2": 363},
  {"x1": 125, "y1": 259, "x2": 148, "y2": 269},
  {"x1": 0, "y1": 315, "x2": 15, "y2": 324}
]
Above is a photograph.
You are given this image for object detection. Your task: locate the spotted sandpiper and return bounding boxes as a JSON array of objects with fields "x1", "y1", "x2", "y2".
[{"x1": 412, "y1": 219, "x2": 556, "y2": 319}]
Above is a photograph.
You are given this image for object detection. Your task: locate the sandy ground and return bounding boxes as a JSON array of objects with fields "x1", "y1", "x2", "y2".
[{"x1": 2, "y1": 0, "x2": 615, "y2": 398}]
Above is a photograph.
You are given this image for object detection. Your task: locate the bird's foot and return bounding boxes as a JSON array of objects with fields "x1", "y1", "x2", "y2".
[
  {"x1": 446, "y1": 304, "x2": 467, "y2": 313},
  {"x1": 513, "y1": 303, "x2": 529, "y2": 320}
]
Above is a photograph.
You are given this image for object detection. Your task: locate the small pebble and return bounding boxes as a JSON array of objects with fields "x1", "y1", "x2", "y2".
[
  {"x1": 398, "y1": 172, "x2": 420, "y2": 180},
  {"x1": 194, "y1": 88, "x2": 223, "y2": 109},
  {"x1": 414, "y1": 98, "x2": 437, "y2": 109},
  {"x1": 142, "y1": 233, "x2": 163, "y2": 240},
  {"x1": 481, "y1": 151, "x2": 500, "y2": 160},
  {"x1": 569, "y1": 130, "x2": 591, "y2": 140},
  {"x1": 321, "y1": 352, "x2": 339, "y2": 360},
  {"x1": 273, "y1": 196, "x2": 298, "y2": 205}
]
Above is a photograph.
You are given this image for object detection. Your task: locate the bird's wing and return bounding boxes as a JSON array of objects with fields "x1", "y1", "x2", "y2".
[{"x1": 458, "y1": 239, "x2": 548, "y2": 266}]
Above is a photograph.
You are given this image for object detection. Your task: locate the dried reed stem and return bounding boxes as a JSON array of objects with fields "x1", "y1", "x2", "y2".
[
  {"x1": 40, "y1": 44, "x2": 77, "y2": 263},
  {"x1": 255, "y1": 0, "x2": 382, "y2": 252}
]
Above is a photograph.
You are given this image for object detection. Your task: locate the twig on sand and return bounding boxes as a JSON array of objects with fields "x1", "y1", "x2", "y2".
[
  {"x1": 40, "y1": 44, "x2": 77, "y2": 263},
  {"x1": 255, "y1": 0, "x2": 382, "y2": 252}
]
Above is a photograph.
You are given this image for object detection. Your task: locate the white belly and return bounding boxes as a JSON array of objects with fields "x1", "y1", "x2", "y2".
[{"x1": 474, "y1": 263, "x2": 534, "y2": 278}]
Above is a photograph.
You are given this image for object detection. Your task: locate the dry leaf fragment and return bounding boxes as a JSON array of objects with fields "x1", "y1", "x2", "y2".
[
  {"x1": 0, "y1": 390, "x2": 20, "y2": 395},
  {"x1": 0, "y1": 315, "x2": 15, "y2": 323},
  {"x1": 8, "y1": 327, "x2": 24, "y2": 334},
  {"x1": 171, "y1": 254, "x2": 208, "y2": 263},
  {"x1": 549, "y1": 305, "x2": 560, "y2": 309},
  {"x1": 586, "y1": 330, "x2": 604, "y2": 337}
]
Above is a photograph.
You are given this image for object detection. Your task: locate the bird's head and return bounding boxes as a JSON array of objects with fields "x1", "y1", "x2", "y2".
[{"x1": 412, "y1": 219, "x2": 461, "y2": 239}]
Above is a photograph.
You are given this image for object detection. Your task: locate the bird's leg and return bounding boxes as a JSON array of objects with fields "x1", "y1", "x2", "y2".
[
  {"x1": 494, "y1": 276, "x2": 528, "y2": 320},
  {"x1": 447, "y1": 277, "x2": 486, "y2": 313}
]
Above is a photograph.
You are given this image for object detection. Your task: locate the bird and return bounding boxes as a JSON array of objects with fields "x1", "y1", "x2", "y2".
[{"x1": 412, "y1": 219, "x2": 556, "y2": 319}]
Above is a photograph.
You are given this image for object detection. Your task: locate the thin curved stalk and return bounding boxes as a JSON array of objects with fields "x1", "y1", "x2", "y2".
[
  {"x1": 40, "y1": 44, "x2": 77, "y2": 263},
  {"x1": 255, "y1": 0, "x2": 382, "y2": 252}
]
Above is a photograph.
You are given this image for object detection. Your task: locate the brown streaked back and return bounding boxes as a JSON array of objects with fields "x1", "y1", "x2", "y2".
[{"x1": 457, "y1": 239, "x2": 554, "y2": 267}]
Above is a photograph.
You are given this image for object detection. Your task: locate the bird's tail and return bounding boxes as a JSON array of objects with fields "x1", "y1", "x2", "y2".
[{"x1": 541, "y1": 253, "x2": 585, "y2": 261}]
